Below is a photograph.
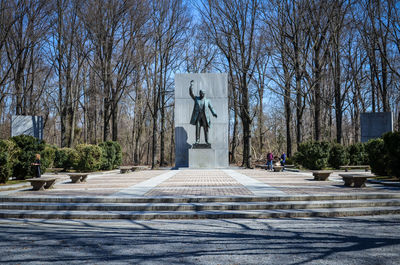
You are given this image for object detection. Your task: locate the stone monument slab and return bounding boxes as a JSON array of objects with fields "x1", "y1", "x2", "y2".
[
  {"x1": 361, "y1": 112, "x2": 393, "y2": 142},
  {"x1": 175, "y1": 73, "x2": 228, "y2": 168},
  {"x1": 11, "y1": 115, "x2": 43, "y2": 140},
  {"x1": 189, "y1": 148, "x2": 216, "y2": 168}
]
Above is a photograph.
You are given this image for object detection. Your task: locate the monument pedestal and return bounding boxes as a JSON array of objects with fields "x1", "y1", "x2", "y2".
[{"x1": 189, "y1": 148, "x2": 216, "y2": 168}]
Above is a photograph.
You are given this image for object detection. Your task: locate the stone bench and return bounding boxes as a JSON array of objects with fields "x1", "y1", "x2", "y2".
[
  {"x1": 273, "y1": 166, "x2": 284, "y2": 172},
  {"x1": 131, "y1": 166, "x2": 147, "y2": 171},
  {"x1": 340, "y1": 165, "x2": 370, "y2": 172},
  {"x1": 339, "y1": 174, "x2": 373, "y2": 188},
  {"x1": 312, "y1": 171, "x2": 333, "y2": 181},
  {"x1": 26, "y1": 177, "x2": 57, "y2": 191},
  {"x1": 67, "y1": 173, "x2": 89, "y2": 183},
  {"x1": 120, "y1": 166, "x2": 148, "y2": 174},
  {"x1": 120, "y1": 166, "x2": 132, "y2": 174}
]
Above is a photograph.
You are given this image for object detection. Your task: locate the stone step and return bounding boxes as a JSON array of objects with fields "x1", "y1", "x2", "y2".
[
  {"x1": 1, "y1": 193, "x2": 400, "y2": 204},
  {"x1": 1, "y1": 199, "x2": 400, "y2": 211},
  {"x1": 0, "y1": 206, "x2": 399, "y2": 219}
]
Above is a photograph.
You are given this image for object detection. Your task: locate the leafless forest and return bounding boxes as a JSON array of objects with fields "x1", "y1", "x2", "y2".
[{"x1": 0, "y1": 0, "x2": 399, "y2": 168}]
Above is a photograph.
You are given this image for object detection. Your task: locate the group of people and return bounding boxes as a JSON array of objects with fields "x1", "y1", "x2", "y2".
[{"x1": 266, "y1": 152, "x2": 286, "y2": 171}]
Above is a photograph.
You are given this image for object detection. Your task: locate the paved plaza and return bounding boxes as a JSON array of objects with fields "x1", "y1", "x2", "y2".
[
  {"x1": 1, "y1": 168, "x2": 400, "y2": 264},
  {"x1": 2, "y1": 168, "x2": 399, "y2": 197}
]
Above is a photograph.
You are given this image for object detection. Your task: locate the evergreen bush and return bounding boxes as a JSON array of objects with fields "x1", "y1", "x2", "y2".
[
  {"x1": 99, "y1": 141, "x2": 122, "y2": 170},
  {"x1": 285, "y1": 157, "x2": 294, "y2": 165},
  {"x1": 54, "y1": 148, "x2": 79, "y2": 170},
  {"x1": 328, "y1": 143, "x2": 349, "y2": 169},
  {"x1": 0, "y1": 140, "x2": 19, "y2": 183},
  {"x1": 75, "y1": 144, "x2": 102, "y2": 172},
  {"x1": 383, "y1": 131, "x2": 400, "y2": 178},
  {"x1": 41, "y1": 144, "x2": 57, "y2": 169},
  {"x1": 347, "y1": 143, "x2": 368, "y2": 165},
  {"x1": 365, "y1": 138, "x2": 387, "y2": 176},
  {"x1": 293, "y1": 141, "x2": 331, "y2": 170},
  {"x1": 10, "y1": 135, "x2": 47, "y2": 179}
]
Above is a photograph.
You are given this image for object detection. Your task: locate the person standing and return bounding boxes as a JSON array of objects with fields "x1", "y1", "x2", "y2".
[
  {"x1": 266, "y1": 152, "x2": 274, "y2": 171},
  {"x1": 280, "y1": 152, "x2": 286, "y2": 166},
  {"x1": 31, "y1": 154, "x2": 41, "y2": 178}
]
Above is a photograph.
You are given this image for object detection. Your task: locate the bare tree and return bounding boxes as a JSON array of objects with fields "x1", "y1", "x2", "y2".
[
  {"x1": 200, "y1": 0, "x2": 262, "y2": 168},
  {"x1": 6, "y1": 0, "x2": 50, "y2": 115},
  {"x1": 82, "y1": 0, "x2": 146, "y2": 142},
  {"x1": 143, "y1": 0, "x2": 190, "y2": 168}
]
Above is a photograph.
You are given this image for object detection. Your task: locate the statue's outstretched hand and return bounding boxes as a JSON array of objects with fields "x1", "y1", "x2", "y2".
[{"x1": 213, "y1": 113, "x2": 218, "y2": 118}]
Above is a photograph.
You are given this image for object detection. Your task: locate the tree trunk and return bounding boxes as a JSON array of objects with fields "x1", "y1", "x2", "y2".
[
  {"x1": 313, "y1": 47, "x2": 321, "y2": 141},
  {"x1": 230, "y1": 92, "x2": 238, "y2": 164},
  {"x1": 284, "y1": 81, "x2": 292, "y2": 157},
  {"x1": 103, "y1": 98, "x2": 110, "y2": 141},
  {"x1": 294, "y1": 49, "x2": 303, "y2": 148},
  {"x1": 381, "y1": 39, "x2": 390, "y2": 112},
  {"x1": 282, "y1": 44, "x2": 292, "y2": 157},
  {"x1": 334, "y1": 40, "x2": 342, "y2": 144},
  {"x1": 112, "y1": 99, "x2": 118, "y2": 141},
  {"x1": 159, "y1": 90, "x2": 166, "y2": 166},
  {"x1": 240, "y1": 78, "x2": 251, "y2": 168}
]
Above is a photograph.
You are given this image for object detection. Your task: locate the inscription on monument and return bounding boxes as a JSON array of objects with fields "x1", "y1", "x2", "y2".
[{"x1": 361, "y1": 112, "x2": 393, "y2": 142}]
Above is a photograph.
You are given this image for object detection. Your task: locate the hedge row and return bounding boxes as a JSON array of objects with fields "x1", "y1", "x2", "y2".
[
  {"x1": 0, "y1": 135, "x2": 122, "y2": 183},
  {"x1": 293, "y1": 131, "x2": 400, "y2": 178}
]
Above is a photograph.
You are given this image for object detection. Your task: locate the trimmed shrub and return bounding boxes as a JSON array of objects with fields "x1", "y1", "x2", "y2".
[
  {"x1": 347, "y1": 143, "x2": 368, "y2": 165},
  {"x1": 54, "y1": 148, "x2": 79, "y2": 170},
  {"x1": 293, "y1": 141, "x2": 331, "y2": 170},
  {"x1": 383, "y1": 131, "x2": 400, "y2": 178},
  {"x1": 75, "y1": 144, "x2": 102, "y2": 172},
  {"x1": 99, "y1": 141, "x2": 122, "y2": 170},
  {"x1": 365, "y1": 138, "x2": 387, "y2": 176},
  {"x1": 0, "y1": 140, "x2": 19, "y2": 183},
  {"x1": 328, "y1": 143, "x2": 349, "y2": 169},
  {"x1": 285, "y1": 157, "x2": 294, "y2": 165},
  {"x1": 10, "y1": 135, "x2": 47, "y2": 179},
  {"x1": 41, "y1": 144, "x2": 57, "y2": 169},
  {"x1": 0, "y1": 152, "x2": 10, "y2": 183}
]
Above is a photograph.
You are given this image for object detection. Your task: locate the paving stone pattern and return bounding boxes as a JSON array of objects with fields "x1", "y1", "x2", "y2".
[
  {"x1": 14, "y1": 170, "x2": 166, "y2": 196},
  {"x1": 242, "y1": 169, "x2": 400, "y2": 194},
  {"x1": 6, "y1": 168, "x2": 400, "y2": 197},
  {"x1": 145, "y1": 170, "x2": 253, "y2": 196}
]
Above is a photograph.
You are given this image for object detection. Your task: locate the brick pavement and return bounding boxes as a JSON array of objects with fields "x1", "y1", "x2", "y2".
[
  {"x1": 241, "y1": 169, "x2": 400, "y2": 194},
  {"x1": 145, "y1": 170, "x2": 253, "y2": 196},
  {"x1": 13, "y1": 170, "x2": 166, "y2": 196},
  {"x1": 5, "y1": 168, "x2": 399, "y2": 197}
]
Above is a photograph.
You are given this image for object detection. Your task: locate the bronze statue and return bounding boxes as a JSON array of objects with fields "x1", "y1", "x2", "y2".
[{"x1": 189, "y1": 80, "x2": 217, "y2": 144}]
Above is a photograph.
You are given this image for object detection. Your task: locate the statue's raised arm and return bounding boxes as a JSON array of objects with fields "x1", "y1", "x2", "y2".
[{"x1": 189, "y1": 80, "x2": 195, "y2": 100}]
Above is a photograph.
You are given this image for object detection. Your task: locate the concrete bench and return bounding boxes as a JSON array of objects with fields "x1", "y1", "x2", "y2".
[
  {"x1": 26, "y1": 178, "x2": 57, "y2": 191},
  {"x1": 340, "y1": 165, "x2": 370, "y2": 172},
  {"x1": 273, "y1": 166, "x2": 284, "y2": 172},
  {"x1": 339, "y1": 174, "x2": 373, "y2": 188},
  {"x1": 67, "y1": 173, "x2": 89, "y2": 183},
  {"x1": 120, "y1": 166, "x2": 132, "y2": 174},
  {"x1": 120, "y1": 166, "x2": 148, "y2": 174},
  {"x1": 312, "y1": 171, "x2": 333, "y2": 181}
]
